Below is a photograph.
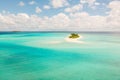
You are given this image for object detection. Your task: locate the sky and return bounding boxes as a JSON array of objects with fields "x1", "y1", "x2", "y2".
[{"x1": 0, "y1": 0, "x2": 120, "y2": 31}]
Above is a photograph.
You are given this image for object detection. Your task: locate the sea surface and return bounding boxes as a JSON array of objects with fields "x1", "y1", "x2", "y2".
[{"x1": 0, "y1": 32, "x2": 120, "y2": 80}]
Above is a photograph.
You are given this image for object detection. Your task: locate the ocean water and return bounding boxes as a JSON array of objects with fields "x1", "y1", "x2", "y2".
[{"x1": 0, "y1": 32, "x2": 120, "y2": 80}]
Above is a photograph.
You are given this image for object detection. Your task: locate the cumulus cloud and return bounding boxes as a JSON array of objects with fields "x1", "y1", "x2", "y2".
[
  {"x1": 18, "y1": 1, "x2": 25, "y2": 7},
  {"x1": 0, "y1": 1, "x2": 120, "y2": 31},
  {"x1": 80, "y1": 0, "x2": 100, "y2": 9},
  {"x1": 43, "y1": 5, "x2": 51, "y2": 10},
  {"x1": 80, "y1": 0, "x2": 96, "y2": 6},
  {"x1": 108, "y1": 0, "x2": 120, "y2": 15},
  {"x1": 94, "y1": 2, "x2": 100, "y2": 6},
  {"x1": 0, "y1": 13, "x2": 43, "y2": 31},
  {"x1": 69, "y1": 12, "x2": 107, "y2": 31},
  {"x1": 50, "y1": 0, "x2": 69, "y2": 8},
  {"x1": 29, "y1": 1, "x2": 36, "y2": 5},
  {"x1": 106, "y1": 0, "x2": 120, "y2": 29},
  {"x1": 35, "y1": 7, "x2": 42, "y2": 14},
  {"x1": 48, "y1": 13, "x2": 70, "y2": 30},
  {"x1": 64, "y1": 4, "x2": 83, "y2": 13}
]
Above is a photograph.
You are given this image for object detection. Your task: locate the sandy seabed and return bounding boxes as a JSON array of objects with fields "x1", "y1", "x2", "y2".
[{"x1": 65, "y1": 36, "x2": 84, "y2": 43}]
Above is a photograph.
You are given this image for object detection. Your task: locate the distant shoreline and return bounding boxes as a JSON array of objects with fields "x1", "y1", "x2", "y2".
[{"x1": 0, "y1": 31, "x2": 120, "y2": 33}]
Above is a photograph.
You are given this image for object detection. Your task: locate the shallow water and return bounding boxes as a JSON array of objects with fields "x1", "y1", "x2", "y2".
[{"x1": 0, "y1": 32, "x2": 120, "y2": 80}]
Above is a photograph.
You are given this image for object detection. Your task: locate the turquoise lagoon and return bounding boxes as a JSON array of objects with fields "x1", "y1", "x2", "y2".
[{"x1": 0, "y1": 32, "x2": 120, "y2": 80}]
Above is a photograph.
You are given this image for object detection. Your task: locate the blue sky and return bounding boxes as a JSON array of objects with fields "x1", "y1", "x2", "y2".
[
  {"x1": 0, "y1": 0, "x2": 111, "y2": 16},
  {"x1": 0, "y1": 0, "x2": 119, "y2": 31}
]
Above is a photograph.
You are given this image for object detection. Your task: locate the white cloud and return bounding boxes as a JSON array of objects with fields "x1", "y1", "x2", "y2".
[
  {"x1": 48, "y1": 13, "x2": 70, "y2": 30},
  {"x1": 80, "y1": 0, "x2": 86, "y2": 4},
  {"x1": 0, "y1": 14, "x2": 15, "y2": 25},
  {"x1": 80, "y1": 0, "x2": 96, "y2": 6},
  {"x1": 0, "y1": 13, "x2": 44, "y2": 31},
  {"x1": 29, "y1": 1, "x2": 36, "y2": 5},
  {"x1": 108, "y1": 0, "x2": 120, "y2": 14},
  {"x1": 69, "y1": 12, "x2": 107, "y2": 31},
  {"x1": 35, "y1": 7, "x2": 42, "y2": 14},
  {"x1": 18, "y1": 1, "x2": 25, "y2": 7},
  {"x1": 64, "y1": 4, "x2": 83, "y2": 13},
  {"x1": 106, "y1": 0, "x2": 120, "y2": 28},
  {"x1": 50, "y1": 0, "x2": 69, "y2": 8},
  {"x1": 80, "y1": 0, "x2": 100, "y2": 9},
  {"x1": 94, "y1": 2, "x2": 100, "y2": 6},
  {"x1": 43, "y1": 5, "x2": 51, "y2": 10},
  {"x1": 0, "y1": 1, "x2": 120, "y2": 31}
]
